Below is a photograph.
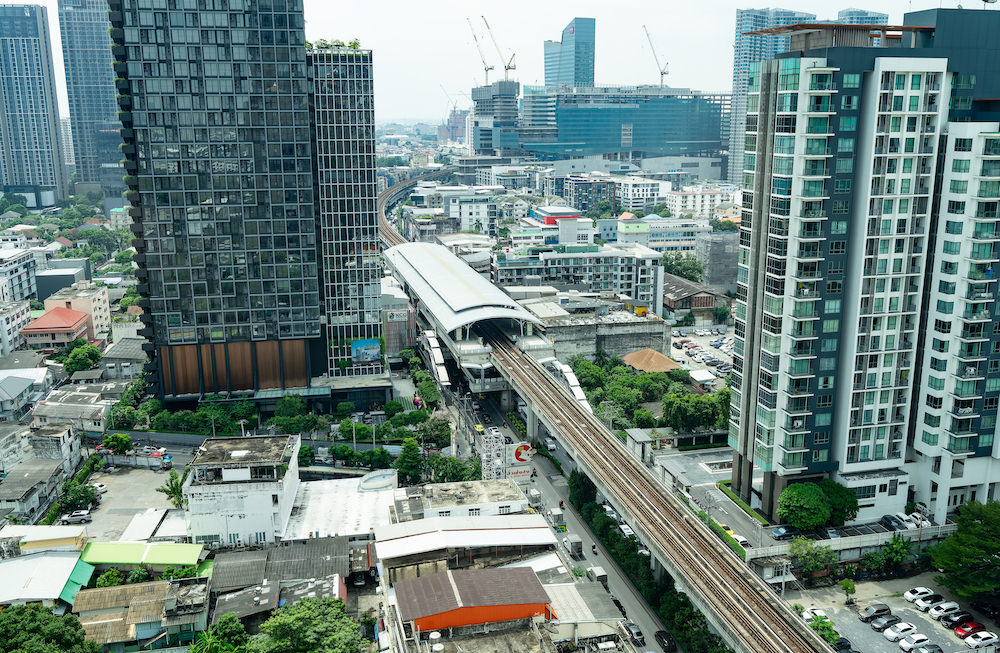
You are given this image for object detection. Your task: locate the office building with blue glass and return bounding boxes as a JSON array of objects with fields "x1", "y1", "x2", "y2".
[{"x1": 544, "y1": 17, "x2": 594, "y2": 88}]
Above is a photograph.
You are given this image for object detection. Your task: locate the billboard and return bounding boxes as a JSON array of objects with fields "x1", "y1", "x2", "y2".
[
  {"x1": 506, "y1": 443, "x2": 534, "y2": 465},
  {"x1": 350, "y1": 338, "x2": 381, "y2": 364}
]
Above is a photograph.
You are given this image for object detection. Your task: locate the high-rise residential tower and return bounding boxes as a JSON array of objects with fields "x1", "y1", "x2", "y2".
[
  {"x1": 543, "y1": 17, "x2": 595, "y2": 88},
  {"x1": 109, "y1": 0, "x2": 384, "y2": 404},
  {"x1": 731, "y1": 11, "x2": 1000, "y2": 526},
  {"x1": 0, "y1": 4, "x2": 66, "y2": 207},
  {"x1": 57, "y1": 0, "x2": 124, "y2": 202}
]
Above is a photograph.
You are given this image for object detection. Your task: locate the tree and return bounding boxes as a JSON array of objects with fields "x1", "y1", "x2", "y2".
[
  {"x1": 818, "y1": 479, "x2": 859, "y2": 526},
  {"x1": 839, "y1": 579, "x2": 856, "y2": 603},
  {"x1": 788, "y1": 537, "x2": 838, "y2": 573},
  {"x1": 808, "y1": 615, "x2": 838, "y2": 644},
  {"x1": 777, "y1": 482, "x2": 831, "y2": 531},
  {"x1": 713, "y1": 304, "x2": 731, "y2": 324},
  {"x1": 102, "y1": 432, "x2": 132, "y2": 455},
  {"x1": 275, "y1": 396, "x2": 307, "y2": 418},
  {"x1": 96, "y1": 568, "x2": 124, "y2": 587},
  {"x1": 417, "y1": 417, "x2": 451, "y2": 448},
  {"x1": 204, "y1": 612, "x2": 249, "y2": 650},
  {"x1": 383, "y1": 400, "x2": 404, "y2": 418},
  {"x1": 29, "y1": 298, "x2": 43, "y2": 310},
  {"x1": 251, "y1": 597, "x2": 366, "y2": 653},
  {"x1": 709, "y1": 216, "x2": 739, "y2": 232},
  {"x1": 661, "y1": 252, "x2": 704, "y2": 282},
  {"x1": 161, "y1": 565, "x2": 198, "y2": 579},
  {"x1": 110, "y1": 404, "x2": 139, "y2": 429},
  {"x1": 393, "y1": 437, "x2": 423, "y2": 485},
  {"x1": 298, "y1": 445, "x2": 315, "y2": 467},
  {"x1": 127, "y1": 566, "x2": 151, "y2": 584},
  {"x1": 633, "y1": 408, "x2": 656, "y2": 428},
  {"x1": 156, "y1": 467, "x2": 189, "y2": 508},
  {"x1": 568, "y1": 468, "x2": 596, "y2": 509},
  {"x1": 0, "y1": 605, "x2": 98, "y2": 653},
  {"x1": 333, "y1": 401, "x2": 355, "y2": 419},
  {"x1": 932, "y1": 500, "x2": 1000, "y2": 598},
  {"x1": 114, "y1": 250, "x2": 133, "y2": 264},
  {"x1": 64, "y1": 344, "x2": 102, "y2": 375},
  {"x1": 60, "y1": 481, "x2": 97, "y2": 512}
]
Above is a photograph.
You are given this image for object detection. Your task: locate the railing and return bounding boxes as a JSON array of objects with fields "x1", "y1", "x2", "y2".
[{"x1": 744, "y1": 523, "x2": 959, "y2": 562}]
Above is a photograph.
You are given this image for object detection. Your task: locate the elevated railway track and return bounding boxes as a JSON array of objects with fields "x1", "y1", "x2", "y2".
[{"x1": 377, "y1": 173, "x2": 827, "y2": 653}]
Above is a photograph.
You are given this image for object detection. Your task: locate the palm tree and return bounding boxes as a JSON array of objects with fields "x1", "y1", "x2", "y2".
[{"x1": 156, "y1": 467, "x2": 190, "y2": 508}]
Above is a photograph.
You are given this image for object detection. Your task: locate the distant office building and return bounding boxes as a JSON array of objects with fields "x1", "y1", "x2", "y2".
[
  {"x1": 0, "y1": 4, "x2": 66, "y2": 207},
  {"x1": 728, "y1": 8, "x2": 888, "y2": 183},
  {"x1": 544, "y1": 17, "x2": 595, "y2": 88},
  {"x1": 59, "y1": 118, "x2": 75, "y2": 167},
  {"x1": 0, "y1": 248, "x2": 36, "y2": 302},
  {"x1": 470, "y1": 81, "x2": 520, "y2": 156},
  {"x1": 57, "y1": 0, "x2": 124, "y2": 199},
  {"x1": 312, "y1": 48, "x2": 383, "y2": 379},
  {"x1": 560, "y1": 175, "x2": 614, "y2": 213},
  {"x1": 520, "y1": 85, "x2": 729, "y2": 161}
]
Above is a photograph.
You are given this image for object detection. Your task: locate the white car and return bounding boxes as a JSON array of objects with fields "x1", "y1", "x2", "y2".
[
  {"x1": 90, "y1": 482, "x2": 107, "y2": 495},
  {"x1": 909, "y1": 512, "x2": 932, "y2": 527},
  {"x1": 928, "y1": 601, "x2": 961, "y2": 620},
  {"x1": 803, "y1": 608, "x2": 828, "y2": 623},
  {"x1": 966, "y1": 632, "x2": 999, "y2": 649},
  {"x1": 899, "y1": 634, "x2": 929, "y2": 651},
  {"x1": 141, "y1": 445, "x2": 167, "y2": 455},
  {"x1": 884, "y1": 623, "x2": 917, "y2": 642},
  {"x1": 733, "y1": 534, "x2": 751, "y2": 548},
  {"x1": 904, "y1": 587, "x2": 934, "y2": 602},
  {"x1": 915, "y1": 594, "x2": 946, "y2": 611}
]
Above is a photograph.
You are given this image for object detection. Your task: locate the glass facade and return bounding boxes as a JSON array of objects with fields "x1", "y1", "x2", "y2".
[
  {"x1": 57, "y1": 0, "x2": 124, "y2": 195},
  {"x1": 311, "y1": 49, "x2": 383, "y2": 377},
  {"x1": 543, "y1": 17, "x2": 595, "y2": 88},
  {"x1": 0, "y1": 4, "x2": 66, "y2": 204}
]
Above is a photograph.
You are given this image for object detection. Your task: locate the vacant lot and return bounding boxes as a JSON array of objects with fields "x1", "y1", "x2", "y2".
[{"x1": 85, "y1": 467, "x2": 174, "y2": 540}]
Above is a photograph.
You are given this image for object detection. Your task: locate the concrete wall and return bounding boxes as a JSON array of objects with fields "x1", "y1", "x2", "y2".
[{"x1": 547, "y1": 320, "x2": 668, "y2": 362}]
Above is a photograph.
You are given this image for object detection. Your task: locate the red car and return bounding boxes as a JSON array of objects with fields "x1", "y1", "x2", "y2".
[{"x1": 956, "y1": 622, "x2": 985, "y2": 638}]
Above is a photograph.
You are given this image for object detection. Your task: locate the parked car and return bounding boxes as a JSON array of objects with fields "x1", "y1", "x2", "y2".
[
  {"x1": 899, "y1": 634, "x2": 930, "y2": 651},
  {"x1": 818, "y1": 525, "x2": 841, "y2": 539},
  {"x1": 965, "y1": 632, "x2": 999, "y2": 648},
  {"x1": 915, "y1": 646, "x2": 944, "y2": 653},
  {"x1": 141, "y1": 445, "x2": 167, "y2": 455},
  {"x1": 772, "y1": 526, "x2": 800, "y2": 540},
  {"x1": 716, "y1": 523, "x2": 734, "y2": 536},
  {"x1": 904, "y1": 587, "x2": 934, "y2": 602},
  {"x1": 930, "y1": 602, "x2": 962, "y2": 620},
  {"x1": 909, "y1": 512, "x2": 931, "y2": 527},
  {"x1": 830, "y1": 637, "x2": 852, "y2": 651},
  {"x1": 916, "y1": 595, "x2": 947, "y2": 612},
  {"x1": 654, "y1": 630, "x2": 677, "y2": 652},
  {"x1": 956, "y1": 622, "x2": 986, "y2": 639},
  {"x1": 732, "y1": 534, "x2": 751, "y2": 548},
  {"x1": 59, "y1": 510, "x2": 92, "y2": 524},
  {"x1": 858, "y1": 603, "x2": 891, "y2": 622},
  {"x1": 970, "y1": 599, "x2": 1000, "y2": 619},
  {"x1": 610, "y1": 595, "x2": 626, "y2": 617},
  {"x1": 802, "y1": 608, "x2": 828, "y2": 623},
  {"x1": 942, "y1": 612, "x2": 977, "y2": 629},
  {"x1": 672, "y1": 341, "x2": 683, "y2": 349},
  {"x1": 872, "y1": 615, "x2": 904, "y2": 632},
  {"x1": 90, "y1": 482, "x2": 108, "y2": 495},
  {"x1": 884, "y1": 623, "x2": 917, "y2": 642},
  {"x1": 882, "y1": 514, "x2": 910, "y2": 531},
  {"x1": 624, "y1": 622, "x2": 645, "y2": 646}
]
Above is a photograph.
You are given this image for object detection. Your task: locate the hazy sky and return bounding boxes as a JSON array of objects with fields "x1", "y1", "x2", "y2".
[{"x1": 13, "y1": 0, "x2": 966, "y2": 122}]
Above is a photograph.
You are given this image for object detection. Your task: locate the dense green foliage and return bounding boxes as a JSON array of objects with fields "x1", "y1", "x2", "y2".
[
  {"x1": 161, "y1": 565, "x2": 198, "y2": 580},
  {"x1": 64, "y1": 344, "x2": 102, "y2": 376},
  {"x1": 818, "y1": 479, "x2": 859, "y2": 526},
  {"x1": 249, "y1": 597, "x2": 366, "y2": 653},
  {"x1": 0, "y1": 604, "x2": 98, "y2": 653},
  {"x1": 788, "y1": 537, "x2": 837, "y2": 573},
  {"x1": 662, "y1": 251, "x2": 704, "y2": 281},
  {"x1": 777, "y1": 482, "x2": 832, "y2": 530},
  {"x1": 393, "y1": 437, "x2": 423, "y2": 485},
  {"x1": 156, "y1": 468, "x2": 189, "y2": 508},
  {"x1": 931, "y1": 500, "x2": 1000, "y2": 598},
  {"x1": 862, "y1": 533, "x2": 914, "y2": 576},
  {"x1": 102, "y1": 432, "x2": 132, "y2": 454},
  {"x1": 96, "y1": 568, "x2": 124, "y2": 587},
  {"x1": 298, "y1": 445, "x2": 315, "y2": 467},
  {"x1": 426, "y1": 454, "x2": 481, "y2": 482}
]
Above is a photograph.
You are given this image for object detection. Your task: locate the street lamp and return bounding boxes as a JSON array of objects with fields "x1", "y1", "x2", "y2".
[{"x1": 237, "y1": 419, "x2": 248, "y2": 438}]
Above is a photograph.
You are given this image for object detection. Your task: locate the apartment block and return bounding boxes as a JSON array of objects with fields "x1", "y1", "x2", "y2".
[
  {"x1": 44, "y1": 280, "x2": 111, "y2": 341},
  {"x1": 0, "y1": 300, "x2": 30, "y2": 356}
]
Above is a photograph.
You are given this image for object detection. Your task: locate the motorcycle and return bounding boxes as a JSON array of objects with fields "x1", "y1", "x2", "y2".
[
  {"x1": 559, "y1": 500, "x2": 565, "y2": 509},
  {"x1": 592, "y1": 544, "x2": 598, "y2": 555}
]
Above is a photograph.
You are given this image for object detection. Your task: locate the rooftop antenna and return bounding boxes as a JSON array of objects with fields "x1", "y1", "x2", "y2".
[
  {"x1": 643, "y1": 25, "x2": 669, "y2": 88},
  {"x1": 481, "y1": 15, "x2": 516, "y2": 81},
  {"x1": 467, "y1": 18, "x2": 494, "y2": 85}
]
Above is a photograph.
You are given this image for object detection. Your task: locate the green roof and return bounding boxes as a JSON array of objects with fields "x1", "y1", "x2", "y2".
[
  {"x1": 81, "y1": 542, "x2": 203, "y2": 567},
  {"x1": 58, "y1": 559, "x2": 95, "y2": 604},
  {"x1": 619, "y1": 222, "x2": 649, "y2": 234},
  {"x1": 196, "y1": 559, "x2": 213, "y2": 578}
]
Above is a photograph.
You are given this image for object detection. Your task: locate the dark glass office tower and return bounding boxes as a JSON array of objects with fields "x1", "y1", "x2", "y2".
[
  {"x1": 109, "y1": 0, "x2": 321, "y2": 399},
  {"x1": 0, "y1": 4, "x2": 66, "y2": 206},
  {"x1": 543, "y1": 17, "x2": 595, "y2": 88},
  {"x1": 310, "y1": 48, "x2": 383, "y2": 378},
  {"x1": 57, "y1": 0, "x2": 124, "y2": 199}
]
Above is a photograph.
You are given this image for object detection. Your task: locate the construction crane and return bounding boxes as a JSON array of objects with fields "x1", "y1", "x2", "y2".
[
  {"x1": 467, "y1": 18, "x2": 494, "y2": 85},
  {"x1": 440, "y1": 84, "x2": 457, "y2": 112},
  {"x1": 481, "y1": 15, "x2": 516, "y2": 81},
  {"x1": 643, "y1": 25, "x2": 669, "y2": 87}
]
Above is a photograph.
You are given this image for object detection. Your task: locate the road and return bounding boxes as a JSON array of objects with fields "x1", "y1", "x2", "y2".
[{"x1": 530, "y1": 449, "x2": 669, "y2": 651}]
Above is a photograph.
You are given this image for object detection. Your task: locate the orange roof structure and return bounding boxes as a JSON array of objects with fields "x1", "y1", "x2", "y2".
[
  {"x1": 23, "y1": 307, "x2": 89, "y2": 333},
  {"x1": 622, "y1": 348, "x2": 682, "y2": 373}
]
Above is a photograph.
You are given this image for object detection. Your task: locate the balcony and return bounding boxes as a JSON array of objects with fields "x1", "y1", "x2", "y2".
[
  {"x1": 778, "y1": 434, "x2": 809, "y2": 453},
  {"x1": 961, "y1": 308, "x2": 992, "y2": 322},
  {"x1": 956, "y1": 365, "x2": 984, "y2": 379},
  {"x1": 946, "y1": 437, "x2": 975, "y2": 455}
]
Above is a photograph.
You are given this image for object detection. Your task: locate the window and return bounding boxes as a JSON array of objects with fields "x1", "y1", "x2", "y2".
[
  {"x1": 945, "y1": 221, "x2": 963, "y2": 235},
  {"x1": 922, "y1": 430, "x2": 939, "y2": 446},
  {"x1": 942, "y1": 241, "x2": 961, "y2": 255},
  {"x1": 834, "y1": 179, "x2": 852, "y2": 193},
  {"x1": 838, "y1": 138, "x2": 855, "y2": 153},
  {"x1": 842, "y1": 73, "x2": 860, "y2": 88},
  {"x1": 812, "y1": 449, "x2": 829, "y2": 462},
  {"x1": 932, "y1": 338, "x2": 949, "y2": 353},
  {"x1": 954, "y1": 138, "x2": 973, "y2": 152},
  {"x1": 953, "y1": 159, "x2": 971, "y2": 173},
  {"x1": 832, "y1": 202, "x2": 849, "y2": 216},
  {"x1": 498, "y1": 505, "x2": 511, "y2": 515},
  {"x1": 950, "y1": 180, "x2": 969, "y2": 194},
  {"x1": 947, "y1": 200, "x2": 966, "y2": 214},
  {"x1": 814, "y1": 431, "x2": 830, "y2": 444},
  {"x1": 836, "y1": 158, "x2": 853, "y2": 174},
  {"x1": 839, "y1": 116, "x2": 857, "y2": 131},
  {"x1": 895, "y1": 74, "x2": 906, "y2": 90},
  {"x1": 841, "y1": 95, "x2": 858, "y2": 110},
  {"x1": 438, "y1": 510, "x2": 451, "y2": 517},
  {"x1": 855, "y1": 485, "x2": 876, "y2": 500},
  {"x1": 823, "y1": 319, "x2": 839, "y2": 333},
  {"x1": 909, "y1": 95, "x2": 920, "y2": 111},
  {"x1": 272, "y1": 494, "x2": 279, "y2": 506},
  {"x1": 930, "y1": 357, "x2": 947, "y2": 371},
  {"x1": 830, "y1": 241, "x2": 846, "y2": 255},
  {"x1": 468, "y1": 508, "x2": 481, "y2": 516},
  {"x1": 928, "y1": 376, "x2": 944, "y2": 390},
  {"x1": 816, "y1": 413, "x2": 832, "y2": 426}
]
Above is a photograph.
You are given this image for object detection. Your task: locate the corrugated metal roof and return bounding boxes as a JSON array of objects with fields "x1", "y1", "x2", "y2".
[
  {"x1": 73, "y1": 581, "x2": 169, "y2": 612},
  {"x1": 0, "y1": 551, "x2": 82, "y2": 604},
  {"x1": 58, "y1": 559, "x2": 95, "y2": 605},
  {"x1": 211, "y1": 538, "x2": 350, "y2": 593},
  {"x1": 80, "y1": 542, "x2": 202, "y2": 566},
  {"x1": 385, "y1": 242, "x2": 542, "y2": 333},
  {"x1": 80, "y1": 609, "x2": 133, "y2": 645},
  {"x1": 374, "y1": 514, "x2": 556, "y2": 561},
  {"x1": 395, "y1": 568, "x2": 550, "y2": 622}
]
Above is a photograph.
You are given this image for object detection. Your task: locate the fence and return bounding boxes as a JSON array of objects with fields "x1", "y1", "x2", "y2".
[{"x1": 744, "y1": 523, "x2": 958, "y2": 562}]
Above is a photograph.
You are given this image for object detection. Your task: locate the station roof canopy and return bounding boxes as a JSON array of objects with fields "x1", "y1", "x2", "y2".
[{"x1": 385, "y1": 242, "x2": 543, "y2": 334}]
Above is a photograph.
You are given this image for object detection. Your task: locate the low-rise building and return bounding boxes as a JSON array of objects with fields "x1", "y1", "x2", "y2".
[
  {"x1": 610, "y1": 175, "x2": 671, "y2": 212},
  {"x1": 0, "y1": 524, "x2": 88, "y2": 554},
  {"x1": 99, "y1": 337, "x2": 146, "y2": 379},
  {"x1": 662, "y1": 185, "x2": 731, "y2": 218},
  {"x1": 183, "y1": 435, "x2": 301, "y2": 547},
  {"x1": 0, "y1": 458, "x2": 64, "y2": 522},
  {"x1": 0, "y1": 550, "x2": 93, "y2": 607},
  {"x1": 642, "y1": 215, "x2": 712, "y2": 253},
  {"x1": 44, "y1": 281, "x2": 112, "y2": 341},
  {"x1": 0, "y1": 301, "x2": 30, "y2": 356},
  {"x1": 31, "y1": 388, "x2": 114, "y2": 433},
  {"x1": 662, "y1": 273, "x2": 724, "y2": 324},
  {"x1": 20, "y1": 307, "x2": 89, "y2": 351},
  {"x1": 390, "y1": 479, "x2": 529, "y2": 523}
]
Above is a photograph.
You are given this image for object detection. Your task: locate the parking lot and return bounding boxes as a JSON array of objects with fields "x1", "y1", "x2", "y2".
[
  {"x1": 83, "y1": 467, "x2": 175, "y2": 540},
  {"x1": 785, "y1": 572, "x2": 999, "y2": 652},
  {"x1": 670, "y1": 326, "x2": 733, "y2": 380}
]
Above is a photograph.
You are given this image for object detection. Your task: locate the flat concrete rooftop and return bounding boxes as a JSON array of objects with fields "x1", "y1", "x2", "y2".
[{"x1": 193, "y1": 435, "x2": 293, "y2": 466}]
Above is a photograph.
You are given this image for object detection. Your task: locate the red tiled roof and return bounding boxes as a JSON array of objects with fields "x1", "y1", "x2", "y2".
[
  {"x1": 55, "y1": 237, "x2": 73, "y2": 246},
  {"x1": 23, "y1": 307, "x2": 89, "y2": 332}
]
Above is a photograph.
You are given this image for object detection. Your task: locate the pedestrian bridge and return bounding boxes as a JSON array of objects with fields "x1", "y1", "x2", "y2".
[{"x1": 384, "y1": 242, "x2": 551, "y2": 393}]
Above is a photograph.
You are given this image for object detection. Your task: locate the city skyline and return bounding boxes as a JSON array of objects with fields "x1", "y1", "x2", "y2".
[{"x1": 3, "y1": 0, "x2": 963, "y2": 121}]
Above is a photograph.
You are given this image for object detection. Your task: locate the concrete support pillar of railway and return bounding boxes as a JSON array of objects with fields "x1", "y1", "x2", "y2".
[
  {"x1": 761, "y1": 471, "x2": 786, "y2": 521},
  {"x1": 500, "y1": 388, "x2": 512, "y2": 412},
  {"x1": 526, "y1": 408, "x2": 539, "y2": 441},
  {"x1": 650, "y1": 553, "x2": 670, "y2": 582}
]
